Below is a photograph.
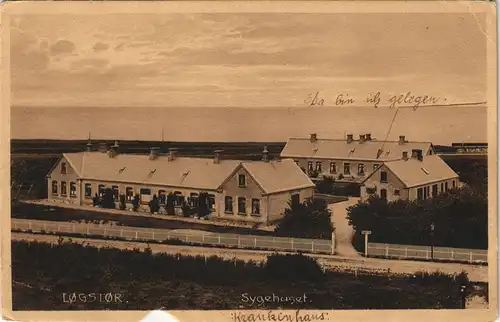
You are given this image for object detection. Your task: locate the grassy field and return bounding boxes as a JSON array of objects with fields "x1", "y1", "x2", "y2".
[{"x1": 12, "y1": 239, "x2": 480, "y2": 310}]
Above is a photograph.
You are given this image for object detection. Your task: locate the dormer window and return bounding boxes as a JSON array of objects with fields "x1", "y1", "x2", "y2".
[
  {"x1": 61, "y1": 162, "x2": 67, "y2": 174},
  {"x1": 238, "y1": 174, "x2": 246, "y2": 187}
]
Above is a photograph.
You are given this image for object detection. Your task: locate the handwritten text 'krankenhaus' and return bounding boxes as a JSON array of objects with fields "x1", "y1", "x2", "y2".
[{"x1": 231, "y1": 310, "x2": 328, "y2": 322}]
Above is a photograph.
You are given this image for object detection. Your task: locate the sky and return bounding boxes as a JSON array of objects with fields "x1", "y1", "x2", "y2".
[{"x1": 10, "y1": 13, "x2": 487, "y2": 108}]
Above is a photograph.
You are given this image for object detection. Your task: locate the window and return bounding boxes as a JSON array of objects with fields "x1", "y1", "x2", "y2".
[
  {"x1": 140, "y1": 188, "x2": 152, "y2": 204},
  {"x1": 344, "y1": 163, "x2": 351, "y2": 175},
  {"x1": 174, "y1": 192, "x2": 184, "y2": 206},
  {"x1": 432, "y1": 184, "x2": 438, "y2": 197},
  {"x1": 417, "y1": 188, "x2": 424, "y2": 200},
  {"x1": 315, "y1": 161, "x2": 322, "y2": 172},
  {"x1": 394, "y1": 189, "x2": 400, "y2": 196},
  {"x1": 423, "y1": 186, "x2": 429, "y2": 199},
  {"x1": 225, "y1": 196, "x2": 233, "y2": 213},
  {"x1": 61, "y1": 181, "x2": 67, "y2": 196},
  {"x1": 380, "y1": 171, "x2": 388, "y2": 183},
  {"x1": 85, "y1": 183, "x2": 92, "y2": 198},
  {"x1": 445, "y1": 182, "x2": 449, "y2": 191},
  {"x1": 112, "y1": 185, "x2": 119, "y2": 200},
  {"x1": 61, "y1": 162, "x2": 67, "y2": 174},
  {"x1": 452, "y1": 180, "x2": 456, "y2": 188},
  {"x1": 358, "y1": 163, "x2": 365, "y2": 176},
  {"x1": 366, "y1": 187, "x2": 376, "y2": 194},
  {"x1": 208, "y1": 194, "x2": 216, "y2": 210},
  {"x1": 329, "y1": 162, "x2": 337, "y2": 174},
  {"x1": 441, "y1": 183, "x2": 444, "y2": 192},
  {"x1": 238, "y1": 174, "x2": 246, "y2": 187},
  {"x1": 70, "y1": 182, "x2": 77, "y2": 198},
  {"x1": 98, "y1": 184, "x2": 105, "y2": 197},
  {"x1": 52, "y1": 181, "x2": 58, "y2": 195},
  {"x1": 380, "y1": 188, "x2": 387, "y2": 200},
  {"x1": 252, "y1": 199, "x2": 261, "y2": 215},
  {"x1": 158, "y1": 190, "x2": 167, "y2": 205},
  {"x1": 126, "y1": 187, "x2": 134, "y2": 201},
  {"x1": 190, "y1": 193, "x2": 199, "y2": 207},
  {"x1": 308, "y1": 161, "x2": 313, "y2": 172},
  {"x1": 373, "y1": 164, "x2": 380, "y2": 171},
  {"x1": 238, "y1": 197, "x2": 246, "y2": 215}
]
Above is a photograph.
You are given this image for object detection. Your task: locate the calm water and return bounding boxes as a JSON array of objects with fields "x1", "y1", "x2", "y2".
[{"x1": 11, "y1": 106, "x2": 488, "y2": 145}]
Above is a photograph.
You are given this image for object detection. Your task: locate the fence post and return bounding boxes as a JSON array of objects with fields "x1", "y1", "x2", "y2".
[
  {"x1": 254, "y1": 238, "x2": 257, "y2": 247},
  {"x1": 135, "y1": 231, "x2": 138, "y2": 240},
  {"x1": 152, "y1": 231, "x2": 155, "y2": 240},
  {"x1": 426, "y1": 249, "x2": 429, "y2": 260},
  {"x1": 451, "y1": 250, "x2": 454, "y2": 260},
  {"x1": 469, "y1": 252, "x2": 473, "y2": 263},
  {"x1": 120, "y1": 229, "x2": 123, "y2": 237},
  {"x1": 385, "y1": 246, "x2": 389, "y2": 257},
  {"x1": 202, "y1": 234, "x2": 205, "y2": 242},
  {"x1": 43, "y1": 223, "x2": 47, "y2": 232},
  {"x1": 218, "y1": 235, "x2": 221, "y2": 244},
  {"x1": 291, "y1": 238, "x2": 294, "y2": 251},
  {"x1": 311, "y1": 241, "x2": 315, "y2": 253},
  {"x1": 167, "y1": 233, "x2": 170, "y2": 240},
  {"x1": 29, "y1": 221, "x2": 32, "y2": 230},
  {"x1": 72, "y1": 223, "x2": 76, "y2": 233},
  {"x1": 103, "y1": 227, "x2": 107, "y2": 236},
  {"x1": 238, "y1": 237, "x2": 241, "y2": 248},
  {"x1": 185, "y1": 234, "x2": 188, "y2": 243},
  {"x1": 405, "y1": 247, "x2": 408, "y2": 258}
]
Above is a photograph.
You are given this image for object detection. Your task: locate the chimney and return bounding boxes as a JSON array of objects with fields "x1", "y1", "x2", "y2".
[
  {"x1": 149, "y1": 147, "x2": 161, "y2": 160},
  {"x1": 346, "y1": 134, "x2": 354, "y2": 143},
  {"x1": 213, "y1": 149, "x2": 223, "y2": 164},
  {"x1": 402, "y1": 151, "x2": 409, "y2": 160},
  {"x1": 108, "y1": 141, "x2": 120, "y2": 158},
  {"x1": 98, "y1": 143, "x2": 108, "y2": 153},
  {"x1": 411, "y1": 149, "x2": 423, "y2": 161},
  {"x1": 365, "y1": 133, "x2": 372, "y2": 141},
  {"x1": 359, "y1": 134, "x2": 366, "y2": 143},
  {"x1": 310, "y1": 133, "x2": 318, "y2": 143},
  {"x1": 168, "y1": 148, "x2": 179, "y2": 161},
  {"x1": 262, "y1": 146, "x2": 269, "y2": 162},
  {"x1": 399, "y1": 135, "x2": 406, "y2": 145}
]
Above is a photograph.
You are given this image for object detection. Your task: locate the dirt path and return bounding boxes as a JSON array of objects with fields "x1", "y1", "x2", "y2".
[{"x1": 329, "y1": 197, "x2": 361, "y2": 257}]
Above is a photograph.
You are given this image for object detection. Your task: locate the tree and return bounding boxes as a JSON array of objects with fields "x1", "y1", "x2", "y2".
[
  {"x1": 92, "y1": 193, "x2": 101, "y2": 207},
  {"x1": 197, "y1": 192, "x2": 210, "y2": 217},
  {"x1": 119, "y1": 194, "x2": 126, "y2": 210},
  {"x1": 181, "y1": 201, "x2": 192, "y2": 218},
  {"x1": 316, "y1": 176, "x2": 335, "y2": 194},
  {"x1": 149, "y1": 194, "x2": 160, "y2": 214},
  {"x1": 275, "y1": 198, "x2": 334, "y2": 239},
  {"x1": 100, "y1": 188, "x2": 115, "y2": 209},
  {"x1": 132, "y1": 194, "x2": 140, "y2": 212},
  {"x1": 166, "y1": 192, "x2": 176, "y2": 215}
]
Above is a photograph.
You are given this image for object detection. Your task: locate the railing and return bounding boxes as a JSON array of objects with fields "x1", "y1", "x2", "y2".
[
  {"x1": 367, "y1": 242, "x2": 488, "y2": 263},
  {"x1": 11, "y1": 219, "x2": 334, "y2": 255}
]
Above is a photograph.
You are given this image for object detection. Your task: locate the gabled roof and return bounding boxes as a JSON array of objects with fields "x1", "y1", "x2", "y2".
[
  {"x1": 59, "y1": 152, "x2": 314, "y2": 194},
  {"x1": 362, "y1": 155, "x2": 459, "y2": 188},
  {"x1": 280, "y1": 137, "x2": 433, "y2": 161}
]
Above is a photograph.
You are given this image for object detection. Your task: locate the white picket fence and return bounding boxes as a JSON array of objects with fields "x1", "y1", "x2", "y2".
[
  {"x1": 11, "y1": 218, "x2": 335, "y2": 255},
  {"x1": 367, "y1": 242, "x2": 488, "y2": 263}
]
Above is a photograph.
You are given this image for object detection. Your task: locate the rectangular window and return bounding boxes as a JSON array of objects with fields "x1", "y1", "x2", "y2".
[
  {"x1": 308, "y1": 161, "x2": 313, "y2": 172},
  {"x1": 417, "y1": 188, "x2": 424, "y2": 200},
  {"x1": 225, "y1": 196, "x2": 233, "y2": 213},
  {"x1": 344, "y1": 163, "x2": 351, "y2": 175},
  {"x1": 52, "y1": 181, "x2": 58, "y2": 195},
  {"x1": 380, "y1": 171, "x2": 388, "y2": 183},
  {"x1": 423, "y1": 186, "x2": 429, "y2": 199},
  {"x1": 252, "y1": 199, "x2": 261, "y2": 216},
  {"x1": 432, "y1": 184, "x2": 438, "y2": 197},
  {"x1": 61, "y1": 162, "x2": 67, "y2": 174},
  {"x1": 112, "y1": 185, "x2": 119, "y2": 200},
  {"x1": 238, "y1": 174, "x2": 246, "y2": 187},
  {"x1": 190, "y1": 193, "x2": 199, "y2": 207},
  {"x1": 238, "y1": 197, "x2": 246, "y2": 215},
  {"x1": 158, "y1": 190, "x2": 167, "y2": 205},
  {"x1": 84, "y1": 183, "x2": 92, "y2": 198},
  {"x1": 140, "y1": 188, "x2": 152, "y2": 204},
  {"x1": 394, "y1": 189, "x2": 400, "y2": 196},
  {"x1": 329, "y1": 162, "x2": 337, "y2": 174},
  {"x1": 174, "y1": 192, "x2": 184, "y2": 206},
  {"x1": 315, "y1": 161, "x2": 322, "y2": 172},
  {"x1": 441, "y1": 183, "x2": 444, "y2": 192},
  {"x1": 98, "y1": 184, "x2": 105, "y2": 197},
  {"x1": 358, "y1": 163, "x2": 365, "y2": 176},
  {"x1": 61, "y1": 181, "x2": 67, "y2": 196},
  {"x1": 126, "y1": 187, "x2": 134, "y2": 201},
  {"x1": 70, "y1": 182, "x2": 77, "y2": 198}
]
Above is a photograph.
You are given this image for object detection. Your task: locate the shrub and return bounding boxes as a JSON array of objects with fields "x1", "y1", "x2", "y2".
[
  {"x1": 132, "y1": 194, "x2": 140, "y2": 212},
  {"x1": 119, "y1": 194, "x2": 126, "y2": 210},
  {"x1": 316, "y1": 176, "x2": 335, "y2": 194},
  {"x1": 264, "y1": 254, "x2": 326, "y2": 283},
  {"x1": 166, "y1": 193, "x2": 176, "y2": 215},
  {"x1": 149, "y1": 195, "x2": 160, "y2": 214},
  {"x1": 197, "y1": 192, "x2": 210, "y2": 218},
  {"x1": 100, "y1": 188, "x2": 115, "y2": 209}
]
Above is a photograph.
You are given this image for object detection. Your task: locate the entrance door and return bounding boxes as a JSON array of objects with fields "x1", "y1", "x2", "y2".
[
  {"x1": 380, "y1": 188, "x2": 387, "y2": 201},
  {"x1": 291, "y1": 193, "x2": 300, "y2": 206}
]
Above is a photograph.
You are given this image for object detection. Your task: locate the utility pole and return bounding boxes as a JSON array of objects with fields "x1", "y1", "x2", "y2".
[
  {"x1": 361, "y1": 230, "x2": 372, "y2": 257},
  {"x1": 430, "y1": 222, "x2": 435, "y2": 260}
]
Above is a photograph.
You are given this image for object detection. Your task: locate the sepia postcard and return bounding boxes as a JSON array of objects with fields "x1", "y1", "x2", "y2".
[{"x1": 0, "y1": 1, "x2": 498, "y2": 321}]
